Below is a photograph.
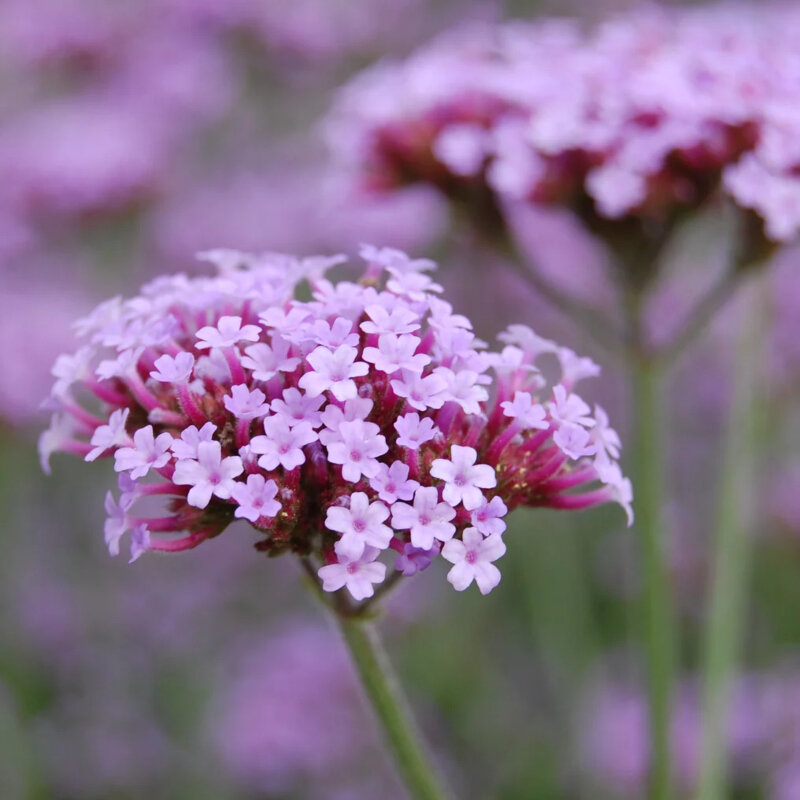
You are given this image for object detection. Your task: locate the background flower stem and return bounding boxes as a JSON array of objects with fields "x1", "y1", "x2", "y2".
[
  {"x1": 630, "y1": 351, "x2": 675, "y2": 800},
  {"x1": 696, "y1": 273, "x2": 765, "y2": 800},
  {"x1": 335, "y1": 613, "x2": 451, "y2": 800}
]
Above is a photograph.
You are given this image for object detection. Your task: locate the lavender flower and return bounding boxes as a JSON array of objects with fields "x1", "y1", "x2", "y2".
[{"x1": 41, "y1": 247, "x2": 630, "y2": 599}]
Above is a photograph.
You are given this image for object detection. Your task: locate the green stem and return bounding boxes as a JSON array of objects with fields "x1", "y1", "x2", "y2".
[
  {"x1": 335, "y1": 614, "x2": 450, "y2": 800},
  {"x1": 630, "y1": 354, "x2": 676, "y2": 800},
  {"x1": 696, "y1": 275, "x2": 764, "y2": 800}
]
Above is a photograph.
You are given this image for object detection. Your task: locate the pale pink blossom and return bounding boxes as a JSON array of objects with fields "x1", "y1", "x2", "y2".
[
  {"x1": 299, "y1": 344, "x2": 369, "y2": 401},
  {"x1": 369, "y1": 461, "x2": 419, "y2": 504},
  {"x1": 431, "y1": 445, "x2": 497, "y2": 511},
  {"x1": 196, "y1": 315, "x2": 261, "y2": 349},
  {"x1": 471, "y1": 496, "x2": 508, "y2": 536},
  {"x1": 326, "y1": 493, "x2": 393, "y2": 560},
  {"x1": 170, "y1": 422, "x2": 217, "y2": 460},
  {"x1": 230, "y1": 474, "x2": 281, "y2": 523},
  {"x1": 86, "y1": 408, "x2": 130, "y2": 461},
  {"x1": 250, "y1": 416, "x2": 317, "y2": 471},
  {"x1": 318, "y1": 546, "x2": 387, "y2": 600},
  {"x1": 173, "y1": 440, "x2": 243, "y2": 509},
  {"x1": 441, "y1": 528, "x2": 506, "y2": 594},
  {"x1": 501, "y1": 392, "x2": 549, "y2": 430},
  {"x1": 391, "y1": 487, "x2": 456, "y2": 549},
  {"x1": 241, "y1": 338, "x2": 301, "y2": 381},
  {"x1": 394, "y1": 412, "x2": 438, "y2": 449},
  {"x1": 326, "y1": 419, "x2": 388, "y2": 482},
  {"x1": 150, "y1": 352, "x2": 195, "y2": 384},
  {"x1": 114, "y1": 425, "x2": 173, "y2": 479}
]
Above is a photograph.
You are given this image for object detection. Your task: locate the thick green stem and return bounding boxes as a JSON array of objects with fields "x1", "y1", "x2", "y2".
[
  {"x1": 630, "y1": 354, "x2": 676, "y2": 800},
  {"x1": 696, "y1": 276, "x2": 764, "y2": 800},
  {"x1": 335, "y1": 615, "x2": 450, "y2": 800}
]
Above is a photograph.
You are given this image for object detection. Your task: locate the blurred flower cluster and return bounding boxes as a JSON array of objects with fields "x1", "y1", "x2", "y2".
[{"x1": 329, "y1": 3, "x2": 800, "y2": 241}]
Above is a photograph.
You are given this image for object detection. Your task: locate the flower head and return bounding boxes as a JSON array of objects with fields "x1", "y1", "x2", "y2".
[
  {"x1": 41, "y1": 248, "x2": 629, "y2": 598},
  {"x1": 329, "y1": 8, "x2": 800, "y2": 243}
]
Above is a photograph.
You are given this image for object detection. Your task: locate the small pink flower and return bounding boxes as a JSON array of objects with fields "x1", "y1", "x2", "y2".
[
  {"x1": 104, "y1": 490, "x2": 133, "y2": 556},
  {"x1": 173, "y1": 440, "x2": 244, "y2": 509},
  {"x1": 362, "y1": 334, "x2": 431, "y2": 375},
  {"x1": 150, "y1": 352, "x2": 195, "y2": 384},
  {"x1": 270, "y1": 387, "x2": 325, "y2": 428},
  {"x1": 391, "y1": 370, "x2": 447, "y2": 411},
  {"x1": 369, "y1": 461, "x2": 419, "y2": 504},
  {"x1": 471, "y1": 496, "x2": 508, "y2": 536},
  {"x1": 241, "y1": 338, "x2": 300, "y2": 381},
  {"x1": 431, "y1": 445, "x2": 497, "y2": 511},
  {"x1": 299, "y1": 344, "x2": 368, "y2": 401},
  {"x1": 591, "y1": 404, "x2": 622, "y2": 462},
  {"x1": 310, "y1": 318, "x2": 359, "y2": 348},
  {"x1": 231, "y1": 474, "x2": 282, "y2": 523},
  {"x1": 395, "y1": 543, "x2": 438, "y2": 576},
  {"x1": 223, "y1": 385, "x2": 270, "y2": 420},
  {"x1": 394, "y1": 412, "x2": 438, "y2": 449},
  {"x1": 318, "y1": 546, "x2": 387, "y2": 600},
  {"x1": 326, "y1": 419, "x2": 388, "y2": 482},
  {"x1": 250, "y1": 417, "x2": 317, "y2": 471},
  {"x1": 554, "y1": 423, "x2": 597, "y2": 460},
  {"x1": 441, "y1": 528, "x2": 506, "y2": 594},
  {"x1": 129, "y1": 523, "x2": 151, "y2": 564},
  {"x1": 391, "y1": 487, "x2": 456, "y2": 550},
  {"x1": 326, "y1": 492, "x2": 392, "y2": 560},
  {"x1": 361, "y1": 304, "x2": 421, "y2": 336},
  {"x1": 501, "y1": 391, "x2": 549, "y2": 430},
  {"x1": 114, "y1": 425, "x2": 173, "y2": 479},
  {"x1": 549, "y1": 386, "x2": 595, "y2": 428},
  {"x1": 86, "y1": 408, "x2": 130, "y2": 461},
  {"x1": 171, "y1": 422, "x2": 217, "y2": 461},
  {"x1": 196, "y1": 316, "x2": 261, "y2": 350}
]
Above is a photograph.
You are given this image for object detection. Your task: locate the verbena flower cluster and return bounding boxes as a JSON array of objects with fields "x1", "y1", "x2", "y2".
[
  {"x1": 327, "y1": 3, "x2": 800, "y2": 241},
  {"x1": 40, "y1": 247, "x2": 630, "y2": 599}
]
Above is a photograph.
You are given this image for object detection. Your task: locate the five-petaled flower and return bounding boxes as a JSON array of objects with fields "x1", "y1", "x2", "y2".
[
  {"x1": 442, "y1": 528, "x2": 507, "y2": 594},
  {"x1": 173, "y1": 441, "x2": 244, "y2": 509},
  {"x1": 431, "y1": 445, "x2": 497, "y2": 511}
]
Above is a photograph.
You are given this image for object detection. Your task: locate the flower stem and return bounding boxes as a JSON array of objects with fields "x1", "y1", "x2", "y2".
[
  {"x1": 630, "y1": 353, "x2": 675, "y2": 800},
  {"x1": 335, "y1": 614, "x2": 451, "y2": 800},
  {"x1": 696, "y1": 275, "x2": 765, "y2": 800}
]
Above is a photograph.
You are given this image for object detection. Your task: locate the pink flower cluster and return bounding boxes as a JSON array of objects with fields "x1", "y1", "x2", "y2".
[
  {"x1": 40, "y1": 247, "x2": 630, "y2": 599},
  {"x1": 328, "y1": 4, "x2": 800, "y2": 241}
]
